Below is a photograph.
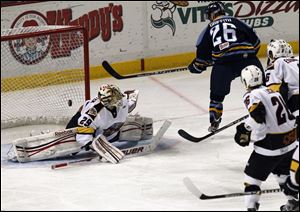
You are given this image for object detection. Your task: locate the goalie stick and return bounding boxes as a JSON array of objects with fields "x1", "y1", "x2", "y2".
[
  {"x1": 51, "y1": 120, "x2": 171, "y2": 169},
  {"x1": 183, "y1": 177, "x2": 282, "y2": 200},
  {"x1": 102, "y1": 60, "x2": 187, "y2": 79},
  {"x1": 178, "y1": 115, "x2": 249, "y2": 143}
]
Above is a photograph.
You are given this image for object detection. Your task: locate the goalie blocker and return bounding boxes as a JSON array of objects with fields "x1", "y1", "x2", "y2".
[{"x1": 7, "y1": 115, "x2": 154, "y2": 163}]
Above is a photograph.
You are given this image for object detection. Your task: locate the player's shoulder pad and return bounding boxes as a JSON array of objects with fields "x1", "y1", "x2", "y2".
[
  {"x1": 84, "y1": 101, "x2": 104, "y2": 120},
  {"x1": 87, "y1": 107, "x2": 98, "y2": 117}
]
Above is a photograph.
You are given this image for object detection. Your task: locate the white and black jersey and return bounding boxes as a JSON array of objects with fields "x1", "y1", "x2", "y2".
[
  {"x1": 265, "y1": 56, "x2": 299, "y2": 115},
  {"x1": 243, "y1": 86, "x2": 297, "y2": 156},
  {"x1": 74, "y1": 90, "x2": 138, "y2": 146}
]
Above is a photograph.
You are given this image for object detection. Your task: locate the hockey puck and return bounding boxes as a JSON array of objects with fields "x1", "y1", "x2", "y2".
[{"x1": 68, "y1": 100, "x2": 72, "y2": 107}]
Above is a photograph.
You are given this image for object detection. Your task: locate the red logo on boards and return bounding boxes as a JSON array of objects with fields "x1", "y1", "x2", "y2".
[{"x1": 9, "y1": 11, "x2": 51, "y2": 65}]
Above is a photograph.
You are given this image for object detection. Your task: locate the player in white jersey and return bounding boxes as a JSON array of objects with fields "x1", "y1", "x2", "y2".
[
  {"x1": 234, "y1": 65, "x2": 297, "y2": 211},
  {"x1": 265, "y1": 39, "x2": 299, "y2": 211},
  {"x1": 66, "y1": 84, "x2": 153, "y2": 151},
  {"x1": 265, "y1": 39, "x2": 299, "y2": 117}
]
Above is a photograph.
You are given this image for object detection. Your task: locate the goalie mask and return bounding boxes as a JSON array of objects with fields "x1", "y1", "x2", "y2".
[
  {"x1": 98, "y1": 84, "x2": 124, "y2": 109},
  {"x1": 241, "y1": 65, "x2": 263, "y2": 90},
  {"x1": 267, "y1": 39, "x2": 293, "y2": 61}
]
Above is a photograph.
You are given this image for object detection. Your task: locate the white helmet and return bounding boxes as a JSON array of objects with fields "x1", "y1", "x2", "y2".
[
  {"x1": 98, "y1": 84, "x2": 124, "y2": 108},
  {"x1": 241, "y1": 65, "x2": 263, "y2": 90},
  {"x1": 285, "y1": 42, "x2": 293, "y2": 57},
  {"x1": 267, "y1": 39, "x2": 293, "y2": 61}
]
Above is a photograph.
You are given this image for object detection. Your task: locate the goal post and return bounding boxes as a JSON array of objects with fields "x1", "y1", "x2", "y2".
[{"x1": 1, "y1": 25, "x2": 90, "y2": 129}]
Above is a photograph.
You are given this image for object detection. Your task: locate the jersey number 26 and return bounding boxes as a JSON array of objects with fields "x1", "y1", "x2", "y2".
[{"x1": 210, "y1": 23, "x2": 237, "y2": 47}]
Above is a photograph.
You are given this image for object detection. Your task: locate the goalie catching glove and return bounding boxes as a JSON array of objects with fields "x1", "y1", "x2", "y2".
[{"x1": 235, "y1": 123, "x2": 252, "y2": 147}]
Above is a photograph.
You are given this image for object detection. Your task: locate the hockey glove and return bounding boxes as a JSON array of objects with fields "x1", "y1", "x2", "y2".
[
  {"x1": 234, "y1": 123, "x2": 251, "y2": 147},
  {"x1": 188, "y1": 59, "x2": 207, "y2": 74}
]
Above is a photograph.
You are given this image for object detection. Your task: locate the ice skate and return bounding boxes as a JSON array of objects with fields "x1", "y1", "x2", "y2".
[
  {"x1": 208, "y1": 109, "x2": 222, "y2": 133},
  {"x1": 208, "y1": 118, "x2": 222, "y2": 132},
  {"x1": 208, "y1": 100, "x2": 223, "y2": 133},
  {"x1": 280, "y1": 199, "x2": 299, "y2": 211},
  {"x1": 247, "y1": 202, "x2": 260, "y2": 211}
]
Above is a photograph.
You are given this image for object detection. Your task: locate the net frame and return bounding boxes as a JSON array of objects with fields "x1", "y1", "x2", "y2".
[{"x1": 1, "y1": 25, "x2": 90, "y2": 129}]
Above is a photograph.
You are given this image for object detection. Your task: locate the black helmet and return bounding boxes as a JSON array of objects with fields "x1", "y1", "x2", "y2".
[{"x1": 205, "y1": 1, "x2": 226, "y2": 22}]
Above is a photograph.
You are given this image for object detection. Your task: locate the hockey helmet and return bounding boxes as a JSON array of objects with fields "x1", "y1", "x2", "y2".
[
  {"x1": 205, "y1": 1, "x2": 226, "y2": 22},
  {"x1": 267, "y1": 39, "x2": 293, "y2": 61},
  {"x1": 285, "y1": 42, "x2": 294, "y2": 57},
  {"x1": 98, "y1": 84, "x2": 124, "y2": 108},
  {"x1": 241, "y1": 65, "x2": 264, "y2": 90}
]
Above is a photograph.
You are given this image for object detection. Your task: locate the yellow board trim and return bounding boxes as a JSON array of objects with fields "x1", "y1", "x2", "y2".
[
  {"x1": 1, "y1": 69, "x2": 83, "y2": 92},
  {"x1": 1, "y1": 41, "x2": 298, "y2": 92}
]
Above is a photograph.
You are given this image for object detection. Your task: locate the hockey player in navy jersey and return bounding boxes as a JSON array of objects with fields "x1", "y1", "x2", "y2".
[{"x1": 188, "y1": 1, "x2": 264, "y2": 132}]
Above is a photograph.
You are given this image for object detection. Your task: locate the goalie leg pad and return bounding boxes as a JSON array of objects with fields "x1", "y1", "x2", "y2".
[
  {"x1": 8, "y1": 128, "x2": 81, "y2": 163},
  {"x1": 119, "y1": 114, "x2": 153, "y2": 141},
  {"x1": 92, "y1": 135, "x2": 125, "y2": 164}
]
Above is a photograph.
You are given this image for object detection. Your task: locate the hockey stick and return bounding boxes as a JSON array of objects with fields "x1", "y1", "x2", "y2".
[
  {"x1": 178, "y1": 115, "x2": 249, "y2": 143},
  {"x1": 51, "y1": 157, "x2": 97, "y2": 169},
  {"x1": 51, "y1": 120, "x2": 171, "y2": 169},
  {"x1": 102, "y1": 60, "x2": 187, "y2": 79},
  {"x1": 183, "y1": 177, "x2": 282, "y2": 200}
]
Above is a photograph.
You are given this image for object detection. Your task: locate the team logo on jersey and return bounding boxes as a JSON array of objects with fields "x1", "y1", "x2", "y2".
[
  {"x1": 9, "y1": 11, "x2": 50, "y2": 65},
  {"x1": 87, "y1": 107, "x2": 98, "y2": 117},
  {"x1": 150, "y1": 1, "x2": 189, "y2": 36}
]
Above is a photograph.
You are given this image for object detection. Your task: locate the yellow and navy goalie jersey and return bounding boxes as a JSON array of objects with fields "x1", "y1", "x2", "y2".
[{"x1": 195, "y1": 16, "x2": 261, "y2": 65}]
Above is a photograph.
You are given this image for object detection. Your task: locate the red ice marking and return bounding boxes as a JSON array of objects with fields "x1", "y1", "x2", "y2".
[{"x1": 149, "y1": 76, "x2": 208, "y2": 114}]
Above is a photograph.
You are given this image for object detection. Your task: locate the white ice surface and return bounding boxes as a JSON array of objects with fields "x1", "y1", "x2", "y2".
[{"x1": 1, "y1": 57, "x2": 289, "y2": 211}]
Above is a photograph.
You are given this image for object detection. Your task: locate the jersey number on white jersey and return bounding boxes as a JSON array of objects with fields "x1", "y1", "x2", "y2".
[{"x1": 271, "y1": 95, "x2": 294, "y2": 125}]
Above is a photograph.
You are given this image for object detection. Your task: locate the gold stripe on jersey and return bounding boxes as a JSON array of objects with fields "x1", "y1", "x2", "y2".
[
  {"x1": 212, "y1": 45, "x2": 255, "y2": 58},
  {"x1": 248, "y1": 103, "x2": 259, "y2": 113},
  {"x1": 77, "y1": 127, "x2": 95, "y2": 134},
  {"x1": 290, "y1": 160, "x2": 299, "y2": 172},
  {"x1": 209, "y1": 107, "x2": 223, "y2": 113},
  {"x1": 267, "y1": 84, "x2": 281, "y2": 92},
  {"x1": 266, "y1": 128, "x2": 297, "y2": 137}
]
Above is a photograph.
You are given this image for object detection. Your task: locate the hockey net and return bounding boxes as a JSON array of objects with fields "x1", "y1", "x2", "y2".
[{"x1": 1, "y1": 25, "x2": 90, "y2": 129}]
